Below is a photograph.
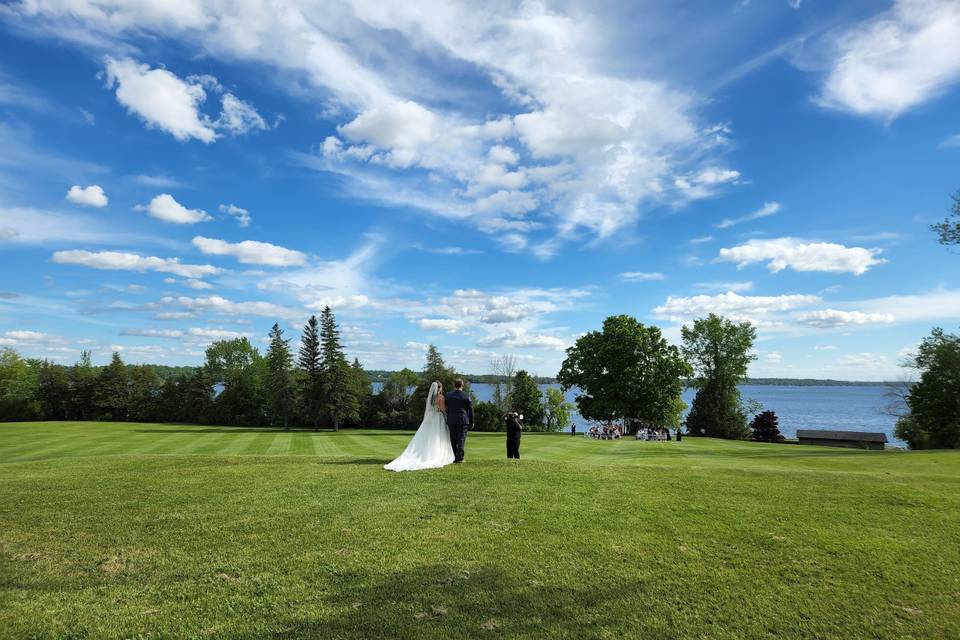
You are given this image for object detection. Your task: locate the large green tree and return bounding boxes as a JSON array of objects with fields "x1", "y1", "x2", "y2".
[
  {"x1": 319, "y1": 306, "x2": 358, "y2": 431},
  {"x1": 558, "y1": 315, "x2": 691, "y2": 426},
  {"x1": 682, "y1": 314, "x2": 756, "y2": 439},
  {"x1": 266, "y1": 323, "x2": 294, "y2": 430},
  {"x1": 896, "y1": 327, "x2": 960, "y2": 449},
  {"x1": 37, "y1": 360, "x2": 70, "y2": 420},
  {"x1": 510, "y1": 370, "x2": 545, "y2": 428},
  {"x1": 543, "y1": 387, "x2": 573, "y2": 433},
  {"x1": 932, "y1": 190, "x2": 960, "y2": 247},
  {"x1": 205, "y1": 338, "x2": 264, "y2": 426},
  {"x1": 0, "y1": 348, "x2": 40, "y2": 421},
  {"x1": 127, "y1": 364, "x2": 162, "y2": 422},
  {"x1": 298, "y1": 315, "x2": 323, "y2": 429}
]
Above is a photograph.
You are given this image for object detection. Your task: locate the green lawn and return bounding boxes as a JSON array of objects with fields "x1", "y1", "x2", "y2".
[{"x1": 1, "y1": 422, "x2": 958, "y2": 639}]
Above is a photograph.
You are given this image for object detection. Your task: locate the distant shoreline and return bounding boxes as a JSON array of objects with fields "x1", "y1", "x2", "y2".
[{"x1": 365, "y1": 371, "x2": 898, "y2": 387}]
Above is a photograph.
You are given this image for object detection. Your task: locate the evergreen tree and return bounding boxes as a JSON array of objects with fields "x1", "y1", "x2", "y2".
[
  {"x1": 298, "y1": 315, "x2": 323, "y2": 429},
  {"x1": 750, "y1": 410, "x2": 785, "y2": 443},
  {"x1": 266, "y1": 323, "x2": 294, "y2": 430},
  {"x1": 319, "y1": 306, "x2": 358, "y2": 431},
  {"x1": 347, "y1": 358, "x2": 372, "y2": 427},
  {"x1": 69, "y1": 350, "x2": 97, "y2": 420},
  {"x1": 183, "y1": 368, "x2": 214, "y2": 424},
  {"x1": 96, "y1": 352, "x2": 129, "y2": 421}
]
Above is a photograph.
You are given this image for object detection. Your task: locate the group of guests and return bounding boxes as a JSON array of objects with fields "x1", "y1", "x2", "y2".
[
  {"x1": 585, "y1": 423, "x2": 623, "y2": 439},
  {"x1": 580, "y1": 423, "x2": 684, "y2": 442},
  {"x1": 635, "y1": 427, "x2": 674, "y2": 441}
]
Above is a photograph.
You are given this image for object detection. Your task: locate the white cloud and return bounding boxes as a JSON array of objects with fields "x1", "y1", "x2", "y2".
[
  {"x1": 488, "y1": 145, "x2": 519, "y2": 165},
  {"x1": 620, "y1": 271, "x2": 666, "y2": 282},
  {"x1": 0, "y1": 330, "x2": 60, "y2": 346},
  {"x1": 216, "y1": 92, "x2": 268, "y2": 135},
  {"x1": 66, "y1": 184, "x2": 108, "y2": 207},
  {"x1": 716, "y1": 201, "x2": 780, "y2": 229},
  {"x1": 306, "y1": 295, "x2": 370, "y2": 311},
  {"x1": 137, "y1": 193, "x2": 211, "y2": 224},
  {"x1": 690, "y1": 235, "x2": 714, "y2": 245},
  {"x1": 796, "y1": 309, "x2": 896, "y2": 328},
  {"x1": 121, "y1": 327, "x2": 250, "y2": 340},
  {"x1": 133, "y1": 174, "x2": 183, "y2": 188},
  {"x1": 718, "y1": 237, "x2": 886, "y2": 275},
  {"x1": 816, "y1": 0, "x2": 960, "y2": 120},
  {"x1": 835, "y1": 352, "x2": 889, "y2": 369},
  {"x1": 814, "y1": 345, "x2": 838, "y2": 351},
  {"x1": 52, "y1": 249, "x2": 221, "y2": 278},
  {"x1": 218, "y1": 203, "x2": 251, "y2": 227},
  {"x1": 477, "y1": 327, "x2": 568, "y2": 350},
  {"x1": 852, "y1": 288, "x2": 960, "y2": 324},
  {"x1": 104, "y1": 57, "x2": 217, "y2": 143},
  {"x1": 191, "y1": 235, "x2": 307, "y2": 266},
  {"x1": 184, "y1": 279, "x2": 214, "y2": 290},
  {"x1": 11, "y1": 1, "x2": 742, "y2": 253},
  {"x1": 693, "y1": 281, "x2": 753, "y2": 293},
  {"x1": 654, "y1": 291, "x2": 820, "y2": 322},
  {"x1": 764, "y1": 351, "x2": 782, "y2": 364},
  {"x1": 941, "y1": 133, "x2": 960, "y2": 149},
  {"x1": 161, "y1": 295, "x2": 299, "y2": 320},
  {"x1": 419, "y1": 318, "x2": 466, "y2": 333}
]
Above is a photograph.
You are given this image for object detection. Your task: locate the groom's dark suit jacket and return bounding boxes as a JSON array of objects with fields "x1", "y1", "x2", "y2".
[{"x1": 444, "y1": 390, "x2": 473, "y2": 428}]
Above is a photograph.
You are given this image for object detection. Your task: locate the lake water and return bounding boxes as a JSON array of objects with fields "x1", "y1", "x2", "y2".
[{"x1": 461, "y1": 383, "x2": 902, "y2": 446}]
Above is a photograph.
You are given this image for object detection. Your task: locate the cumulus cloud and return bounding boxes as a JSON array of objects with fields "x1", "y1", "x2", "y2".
[
  {"x1": 191, "y1": 235, "x2": 307, "y2": 266},
  {"x1": 0, "y1": 330, "x2": 61, "y2": 346},
  {"x1": 717, "y1": 237, "x2": 886, "y2": 275},
  {"x1": 216, "y1": 92, "x2": 268, "y2": 135},
  {"x1": 620, "y1": 271, "x2": 665, "y2": 282},
  {"x1": 52, "y1": 249, "x2": 221, "y2": 278},
  {"x1": 121, "y1": 327, "x2": 249, "y2": 339},
  {"x1": 816, "y1": 0, "x2": 960, "y2": 120},
  {"x1": 105, "y1": 57, "x2": 218, "y2": 143},
  {"x1": 160, "y1": 295, "x2": 299, "y2": 320},
  {"x1": 218, "y1": 203, "x2": 251, "y2": 227},
  {"x1": 715, "y1": 201, "x2": 780, "y2": 229},
  {"x1": 654, "y1": 291, "x2": 820, "y2": 322},
  {"x1": 477, "y1": 327, "x2": 568, "y2": 350},
  {"x1": 14, "y1": 2, "x2": 741, "y2": 253},
  {"x1": 419, "y1": 318, "x2": 466, "y2": 333},
  {"x1": 796, "y1": 309, "x2": 895, "y2": 328},
  {"x1": 66, "y1": 184, "x2": 108, "y2": 207},
  {"x1": 137, "y1": 193, "x2": 211, "y2": 224},
  {"x1": 103, "y1": 57, "x2": 268, "y2": 142}
]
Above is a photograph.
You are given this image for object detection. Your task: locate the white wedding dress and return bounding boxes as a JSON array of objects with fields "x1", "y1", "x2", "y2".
[{"x1": 384, "y1": 382, "x2": 455, "y2": 471}]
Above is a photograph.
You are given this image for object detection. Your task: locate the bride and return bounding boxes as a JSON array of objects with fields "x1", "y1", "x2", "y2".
[{"x1": 384, "y1": 381, "x2": 455, "y2": 471}]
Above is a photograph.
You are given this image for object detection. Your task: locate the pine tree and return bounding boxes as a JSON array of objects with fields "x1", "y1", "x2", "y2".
[
  {"x1": 266, "y1": 323, "x2": 294, "y2": 430},
  {"x1": 319, "y1": 306, "x2": 358, "y2": 431},
  {"x1": 69, "y1": 350, "x2": 97, "y2": 420},
  {"x1": 96, "y1": 351, "x2": 129, "y2": 420},
  {"x1": 298, "y1": 315, "x2": 323, "y2": 430}
]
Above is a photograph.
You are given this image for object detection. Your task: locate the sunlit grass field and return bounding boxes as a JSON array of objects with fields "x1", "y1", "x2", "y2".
[{"x1": 2, "y1": 422, "x2": 958, "y2": 639}]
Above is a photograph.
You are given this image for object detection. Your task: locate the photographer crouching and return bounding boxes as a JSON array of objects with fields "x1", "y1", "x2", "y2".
[{"x1": 505, "y1": 411, "x2": 524, "y2": 459}]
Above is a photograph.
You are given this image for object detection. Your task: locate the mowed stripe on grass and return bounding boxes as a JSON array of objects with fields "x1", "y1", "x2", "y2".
[{"x1": 1, "y1": 422, "x2": 959, "y2": 639}]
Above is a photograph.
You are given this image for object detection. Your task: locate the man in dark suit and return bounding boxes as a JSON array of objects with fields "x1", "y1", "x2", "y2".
[{"x1": 444, "y1": 379, "x2": 472, "y2": 463}]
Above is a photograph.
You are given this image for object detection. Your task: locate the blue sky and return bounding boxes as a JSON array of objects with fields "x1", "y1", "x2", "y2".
[{"x1": 1, "y1": 0, "x2": 958, "y2": 380}]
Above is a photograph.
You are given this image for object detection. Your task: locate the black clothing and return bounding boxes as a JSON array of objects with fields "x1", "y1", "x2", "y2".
[
  {"x1": 505, "y1": 414, "x2": 523, "y2": 459},
  {"x1": 445, "y1": 389, "x2": 472, "y2": 462},
  {"x1": 676, "y1": 430, "x2": 682, "y2": 442},
  {"x1": 444, "y1": 390, "x2": 473, "y2": 427}
]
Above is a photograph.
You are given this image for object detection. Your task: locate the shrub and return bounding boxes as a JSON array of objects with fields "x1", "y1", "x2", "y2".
[{"x1": 750, "y1": 410, "x2": 785, "y2": 443}]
